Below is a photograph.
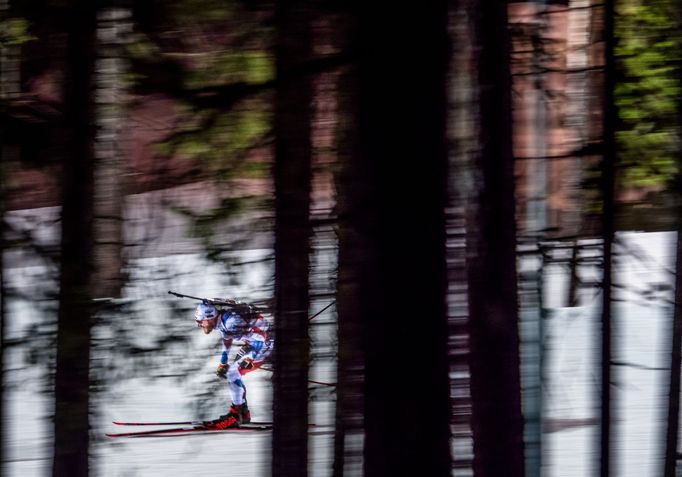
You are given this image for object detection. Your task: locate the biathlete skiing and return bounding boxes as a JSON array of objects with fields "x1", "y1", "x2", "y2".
[
  {"x1": 105, "y1": 292, "x2": 337, "y2": 438},
  {"x1": 191, "y1": 296, "x2": 273, "y2": 430}
]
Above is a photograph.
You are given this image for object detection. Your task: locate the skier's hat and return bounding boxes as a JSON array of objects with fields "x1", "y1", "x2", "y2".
[{"x1": 195, "y1": 301, "x2": 218, "y2": 322}]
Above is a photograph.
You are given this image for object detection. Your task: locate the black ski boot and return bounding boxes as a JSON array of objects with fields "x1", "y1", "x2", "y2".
[{"x1": 241, "y1": 400, "x2": 251, "y2": 424}]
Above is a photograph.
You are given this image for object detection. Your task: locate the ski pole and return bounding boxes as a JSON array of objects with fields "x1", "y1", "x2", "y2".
[
  {"x1": 308, "y1": 379, "x2": 336, "y2": 387},
  {"x1": 256, "y1": 366, "x2": 336, "y2": 387},
  {"x1": 309, "y1": 300, "x2": 336, "y2": 321}
]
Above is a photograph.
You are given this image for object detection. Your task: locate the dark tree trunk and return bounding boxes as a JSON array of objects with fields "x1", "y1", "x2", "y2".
[
  {"x1": 446, "y1": 1, "x2": 477, "y2": 472},
  {"x1": 0, "y1": 61, "x2": 6, "y2": 477},
  {"x1": 0, "y1": 0, "x2": 20, "y2": 466},
  {"x1": 0, "y1": 170, "x2": 4, "y2": 476},
  {"x1": 663, "y1": 7, "x2": 682, "y2": 475},
  {"x1": 568, "y1": 240, "x2": 580, "y2": 307},
  {"x1": 351, "y1": 1, "x2": 452, "y2": 476},
  {"x1": 332, "y1": 32, "x2": 366, "y2": 476},
  {"x1": 664, "y1": 224, "x2": 682, "y2": 476},
  {"x1": 467, "y1": 0, "x2": 525, "y2": 474},
  {"x1": 600, "y1": 0, "x2": 616, "y2": 475},
  {"x1": 272, "y1": 0, "x2": 314, "y2": 475},
  {"x1": 52, "y1": 2, "x2": 97, "y2": 476}
]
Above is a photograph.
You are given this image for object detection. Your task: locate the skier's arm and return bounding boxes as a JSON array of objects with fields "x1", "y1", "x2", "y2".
[
  {"x1": 216, "y1": 337, "x2": 233, "y2": 377},
  {"x1": 221, "y1": 337, "x2": 233, "y2": 365}
]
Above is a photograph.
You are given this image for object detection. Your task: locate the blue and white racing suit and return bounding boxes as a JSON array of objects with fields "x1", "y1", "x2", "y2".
[{"x1": 215, "y1": 309, "x2": 273, "y2": 406}]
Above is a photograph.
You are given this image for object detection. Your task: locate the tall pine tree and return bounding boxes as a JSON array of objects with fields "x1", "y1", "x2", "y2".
[
  {"x1": 52, "y1": 1, "x2": 97, "y2": 476},
  {"x1": 600, "y1": 0, "x2": 616, "y2": 474},
  {"x1": 272, "y1": 0, "x2": 314, "y2": 475},
  {"x1": 467, "y1": 0, "x2": 525, "y2": 474},
  {"x1": 351, "y1": 0, "x2": 452, "y2": 475}
]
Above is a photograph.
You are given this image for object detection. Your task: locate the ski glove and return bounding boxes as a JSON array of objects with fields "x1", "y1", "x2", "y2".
[
  {"x1": 216, "y1": 363, "x2": 229, "y2": 377},
  {"x1": 239, "y1": 357, "x2": 255, "y2": 371}
]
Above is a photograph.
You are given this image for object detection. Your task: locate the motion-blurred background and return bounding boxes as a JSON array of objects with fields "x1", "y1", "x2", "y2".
[{"x1": 1, "y1": 0, "x2": 681, "y2": 476}]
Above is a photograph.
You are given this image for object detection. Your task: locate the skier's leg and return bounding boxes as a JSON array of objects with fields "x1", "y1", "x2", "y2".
[
  {"x1": 205, "y1": 368, "x2": 244, "y2": 429},
  {"x1": 231, "y1": 348, "x2": 260, "y2": 422},
  {"x1": 226, "y1": 364, "x2": 246, "y2": 405}
]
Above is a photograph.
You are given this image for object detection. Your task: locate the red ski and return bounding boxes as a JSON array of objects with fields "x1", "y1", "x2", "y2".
[
  {"x1": 113, "y1": 419, "x2": 272, "y2": 427},
  {"x1": 106, "y1": 423, "x2": 272, "y2": 438}
]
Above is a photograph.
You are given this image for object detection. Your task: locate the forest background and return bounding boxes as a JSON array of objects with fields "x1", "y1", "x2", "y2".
[{"x1": 1, "y1": 0, "x2": 682, "y2": 476}]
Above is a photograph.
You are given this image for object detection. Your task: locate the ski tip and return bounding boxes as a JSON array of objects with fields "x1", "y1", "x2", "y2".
[{"x1": 241, "y1": 424, "x2": 272, "y2": 430}]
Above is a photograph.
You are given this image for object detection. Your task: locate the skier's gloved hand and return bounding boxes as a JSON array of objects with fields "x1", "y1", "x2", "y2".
[
  {"x1": 216, "y1": 363, "x2": 229, "y2": 377},
  {"x1": 239, "y1": 357, "x2": 254, "y2": 371}
]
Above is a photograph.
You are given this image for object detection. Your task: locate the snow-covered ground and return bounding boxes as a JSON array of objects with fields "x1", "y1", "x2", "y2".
[
  {"x1": 2, "y1": 230, "x2": 679, "y2": 476},
  {"x1": 541, "y1": 231, "x2": 677, "y2": 477},
  {"x1": 3, "y1": 241, "x2": 336, "y2": 477}
]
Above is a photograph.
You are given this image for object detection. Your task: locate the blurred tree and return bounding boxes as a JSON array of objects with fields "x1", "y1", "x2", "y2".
[
  {"x1": 0, "y1": 0, "x2": 16, "y2": 468},
  {"x1": 664, "y1": 198, "x2": 682, "y2": 477},
  {"x1": 0, "y1": 150, "x2": 4, "y2": 476},
  {"x1": 0, "y1": 110, "x2": 4, "y2": 477},
  {"x1": 92, "y1": 2, "x2": 132, "y2": 299},
  {"x1": 126, "y1": 0, "x2": 276, "y2": 261},
  {"x1": 330, "y1": 7, "x2": 365, "y2": 476},
  {"x1": 599, "y1": 0, "x2": 616, "y2": 475},
  {"x1": 446, "y1": 0, "x2": 477, "y2": 473},
  {"x1": 129, "y1": 0, "x2": 275, "y2": 179},
  {"x1": 0, "y1": 3, "x2": 8, "y2": 468},
  {"x1": 347, "y1": 0, "x2": 452, "y2": 475},
  {"x1": 271, "y1": 0, "x2": 313, "y2": 474},
  {"x1": 51, "y1": 1, "x2": 96, "y2": 475},
  {"x1": 662, "y1": 5, "x2": 682, "y2": 474},
  {"x1": 1, "y1": 5, "x2": 48, "y2": 470},
  {"x1": 466, "y1": 0, "x2": 525, "y2": 474}
]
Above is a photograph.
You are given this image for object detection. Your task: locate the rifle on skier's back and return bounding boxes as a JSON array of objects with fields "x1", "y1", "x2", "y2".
[{"x1": 167, "y1": 290, "x2": 272, "y2": 314}]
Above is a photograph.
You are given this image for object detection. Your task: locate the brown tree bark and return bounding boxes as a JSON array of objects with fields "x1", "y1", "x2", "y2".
[
  {"x1": 331, "y1": 21, "x2": 366, "y2": 474},
  {"x1": 599, "y1": 0, "x2": 616, "y2": 475},
  {"x1": 272, "y1": 0, "x2": 314, "y2": 475},
  {"x1": 51, "y1": 1, "x2": 97, "y2": 476},
  {"x1": 93, "y1": 4, "x2": 130, "y2": 299},
  {"x1": 351, "y1": 0, "x2": 452, "y2": 475},
  {"x1": 467, "y1": 0, "x2": 525, "y2": 474},
  {"x1": 0, "y1": 0, "x2": 12, "y2": 466}
]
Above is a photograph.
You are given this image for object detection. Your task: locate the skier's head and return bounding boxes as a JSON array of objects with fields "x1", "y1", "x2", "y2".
[{"x1": 195, "y1": 301, "x2": 218, "y2": 334}]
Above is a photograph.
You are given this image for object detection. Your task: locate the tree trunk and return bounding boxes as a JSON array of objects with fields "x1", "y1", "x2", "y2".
[
  {"x1": 599, "y1": 0, "x2": 616, "y2": 475},
  {"x1": 0, "y1": 17, "x2": 7, "y2": 470},
  {"x1": 663, "y1": 6, "x2": 682, "y2": 474},
  {"x1": 446, "y1": 0, "x2": 477, "y2": 472},
  {"x1": 664, "y1": 224, "x2": 682, "y2": 476},
  {"x1": 568, "y1": 240, "x2": 580, "y2": 307},
  {"x1": 93, "y1": 3, "x2": 131, "y2": 299},
  {"x1": 352, "y1": 1, "x2": 452, "y2": 475},
  {"x1": 0, "y1": 161, "x2": 5, "y2": 476},
  {"x1": 332, "y1": 27, "x2": 365, "y2": 475},
  {"x1": 272, "y1": 0, "x2": 314, "y2": 475},
  {"x1": 52, "y1": 1, "x2": 97, "y2": 476},
  {"x1": 467, "y1": 0, "x2": 525, "y2": 474},
  {"x1": 0, "y1": 0, "x2": 13, "y2": 465}
]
